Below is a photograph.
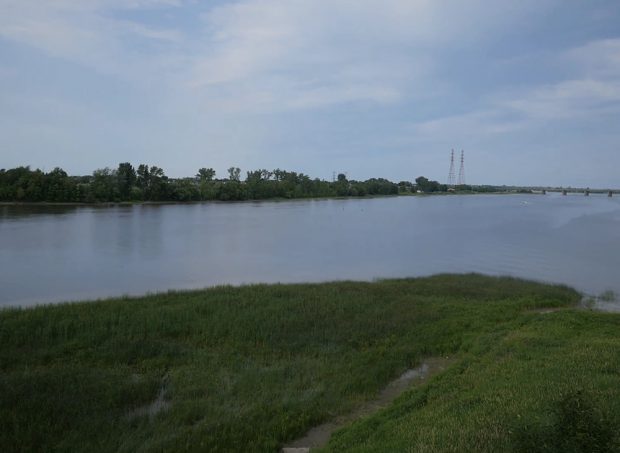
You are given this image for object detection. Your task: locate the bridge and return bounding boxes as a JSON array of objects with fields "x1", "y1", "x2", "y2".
[{"x1": 544, "y1": 189, "x2": 617, "y2": 197}]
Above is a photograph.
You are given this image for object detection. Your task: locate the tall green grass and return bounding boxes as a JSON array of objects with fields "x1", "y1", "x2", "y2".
[
  {"x1": 1, "y1": 274, "x2": 606, "y2": 452},
  {"x1": 322, "y1": 310, "x2": 620, "y2": 452}
]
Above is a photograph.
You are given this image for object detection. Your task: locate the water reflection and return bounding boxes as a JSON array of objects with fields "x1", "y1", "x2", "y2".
[{"x1": 0, "y1": 204, "x2": 82, "y2": 221}]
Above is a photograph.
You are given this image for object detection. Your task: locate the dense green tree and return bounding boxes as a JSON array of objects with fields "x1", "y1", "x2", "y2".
[
  {"x1": 217, "y1": 179, "x2": 246, "y2": 201},
  {"x1": 415, "y1": 176, "x2": 443, "y2": 193},
  {"x1": 171, "y1": 178, "x2": 201, "y2": 201},
  {"x1": 0, "y1": 167, "x2": 32, "y2": 200},
  {"x1": 227, "y1": 167, "x2": 241, "y2": 182},
  {"x1": 133, "y1": 164, "x2": 169, "y2": 201},
  {"x1": 91, "y1": 168, "x2": 119, "y2": 201},
  {"x1": 335, "y1": 173, "x2": 349, "y2": 196},
  {"x1": 196, "y1": 168, "x2": 216, "y2": 182},
  {"x1": 245, "y1": 169, "x2": 272, "y2": 199},
  {"x1": 363, "y1": 178, "x2": 398, "y2": 195},
  {"x1": 146, "y1": 166, "x2": 169, "y2": 201},
  {"x1": 0, "y1": 163, "x2": 465, "y2": 203},
  {"x1": 398, "y1": 181, "x2": 415, "y2": 193},
  {"x1": 25, "y1": 169, "x2": 45, "y2": 201},
  {"x1": 136, "y1": 164, "x2": 150, "y2": 190},
  {"x1": 117, "y1": 163, "x2": 137, "y2": 201},
  {"x1": 45, "y1": 167, "x2": 71, "y2": 202},
  {"x1": 194, "y1": 168, "x2": 216, "y2": 200}
]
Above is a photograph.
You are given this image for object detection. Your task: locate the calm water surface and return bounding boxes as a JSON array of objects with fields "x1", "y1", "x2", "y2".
[{"x1": 1, "y1": 194, "x2": 619, "y2": 307}]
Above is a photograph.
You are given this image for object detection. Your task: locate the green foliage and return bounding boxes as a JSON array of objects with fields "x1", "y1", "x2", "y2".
[
  {"x1": 1, "y1": 163, "x2": 528, "y2": 204},
  {"x1": 0, "y1": 275, "x2": 597, "y2": 452},
  {"x1": 514, "y1": 389, "x2": 617, "y2": 452},
  {"x1": 91, "y1": 167, "x2": 119, "y2": 201},
  {"x1": 553, "y1": 390, "x2": 616, "y2": 452},
  {"x1": 322, "y1": 308, "x2": 620, "y2": 453},
  {"x1": 227, "y1": 166, "x2": 241, "y2": 182},
  {"x1": 415, "y1": 175, "x2": 444, "y2": 193},
  {"x1": 196, "y1": 167, "x2": 216, "y2": 182},
  {"x1": 117, "y1": 163, "x2": 137, "y2": 201},
  {"x1": 0, "y1": 163, "x2": 407, "y2": 203},
  {"x1": 398, "y1": 180, "x2": 415, "y2": 193},
  {"x1": 193, "y1": 168, "x2": 217, "y2": 200}
]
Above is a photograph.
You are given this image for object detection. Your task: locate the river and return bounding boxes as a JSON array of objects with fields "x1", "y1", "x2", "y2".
[{"x1": 1, "y1": 193, "x2": 619, "y2": 307}]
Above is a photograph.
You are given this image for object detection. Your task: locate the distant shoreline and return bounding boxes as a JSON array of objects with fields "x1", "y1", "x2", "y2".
[{"x1": 0, "y1": 191, "x2": 541, "y2": 207}]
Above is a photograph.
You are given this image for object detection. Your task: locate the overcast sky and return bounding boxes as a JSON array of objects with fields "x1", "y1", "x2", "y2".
[{"x1": 1, "y1": 1, "x2": 619, "y2": 187}]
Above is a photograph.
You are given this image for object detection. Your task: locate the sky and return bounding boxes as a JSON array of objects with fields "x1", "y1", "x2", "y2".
[{"x1": 1, "y1": 1, "x2": 619, "y2": 187}]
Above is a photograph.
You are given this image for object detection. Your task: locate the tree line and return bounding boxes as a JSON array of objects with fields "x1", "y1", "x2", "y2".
[{"x1": 0, "y1": 163, "x2": 475, "y2": 203}]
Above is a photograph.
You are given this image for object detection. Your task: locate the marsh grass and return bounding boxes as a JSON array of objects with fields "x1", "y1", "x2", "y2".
[
  {"x1": 321, "y1": 309, "x2": 620, "y2": 452},
  {"x1": 1, "y1": 274, "x2": 615, "y2": 452},
  {"x1": 513, "y1": 388, "x2": 616, "y2": 453}
]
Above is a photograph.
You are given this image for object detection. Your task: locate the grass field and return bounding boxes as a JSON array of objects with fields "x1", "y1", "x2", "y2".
[{"x1": 1, "y1": 274, "x2": 618, "y2": 452}]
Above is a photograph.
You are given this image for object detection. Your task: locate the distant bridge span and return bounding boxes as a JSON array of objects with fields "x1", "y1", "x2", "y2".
[{"x1": 545, "y1": 189, "x2": 617, "y2": 197}]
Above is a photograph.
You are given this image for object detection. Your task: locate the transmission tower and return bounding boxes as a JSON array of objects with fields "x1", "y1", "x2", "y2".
[
  {"x1": 457, "y1": 150, "x2": 466, "y2": 185},
  {"x1": 447, "y1": 149, "x2": 456, "y2": 187}
]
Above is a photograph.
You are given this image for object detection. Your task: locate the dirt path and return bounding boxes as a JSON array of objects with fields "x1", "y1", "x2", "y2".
[
  {"x1": 127, "y1": 373, "x2": 171, "y2": 420},
  {"x1": 281, "y1": 357, "x2": 455, "y2": 452}
]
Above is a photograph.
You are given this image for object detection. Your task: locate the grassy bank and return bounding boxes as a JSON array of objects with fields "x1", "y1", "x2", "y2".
[
  {"x1": 0, "y1": 275, "x2": 618, "y2": 452},
  {"x1": 322, "y1": 308, "x2": 620, "y2": 452}
]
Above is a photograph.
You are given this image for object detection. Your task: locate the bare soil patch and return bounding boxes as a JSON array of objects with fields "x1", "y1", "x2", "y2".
[{"x1": 282, "y1": 357, "x2": 455, "y2": 452}]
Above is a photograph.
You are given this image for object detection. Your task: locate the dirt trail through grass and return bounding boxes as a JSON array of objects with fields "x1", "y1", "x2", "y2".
[
  {"x1": 127, "y1": 373, "x2": 171, "y2": 420},
  {"x1": 282, "y1": 357, "x2": 455, "y2": 452}
]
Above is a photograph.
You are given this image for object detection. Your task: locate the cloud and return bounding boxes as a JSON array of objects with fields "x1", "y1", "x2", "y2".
[
  {"x1": 184, "y1": 0, "x2": 559, "y2": 113},
  {"x1": 565, "y1": 38, "x2": 620, "y2": 76},
  {"x1": 0, "y1": 0, "x2": 563, "y2": 114},
  {"x1": 0, "y1": 0, "x2": 184, "y2": 75},
  {"x1": 411, "y1": 38, "x2": 620, "y2": 140},
  {"x1": 186, "y1": 1, "x2": 423, "y2": 112},
  {"x1": 506, "y1": 79, "x2": 620, "y2": 120},
  {"x1": 508, "y1": 39, "x2": 620, "y2": 120}
]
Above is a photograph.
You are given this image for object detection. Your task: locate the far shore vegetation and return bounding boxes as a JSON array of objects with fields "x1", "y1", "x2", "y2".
[
  {"x1": 1, "y1": 274, "x2": 619, "y2": 452},
  {"x1": 0, "y1": 164, "x2": 514, "y2": 204}
]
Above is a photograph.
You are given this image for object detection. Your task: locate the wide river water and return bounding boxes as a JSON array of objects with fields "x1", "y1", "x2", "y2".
[{"x1": 1, "y1": 193, "x2": 619, "y2": 307}]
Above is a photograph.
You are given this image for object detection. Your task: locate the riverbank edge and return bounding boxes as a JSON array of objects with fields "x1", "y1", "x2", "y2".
[{"x1": 0, "y1": 191, "x2": 538, "y2": 207}]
